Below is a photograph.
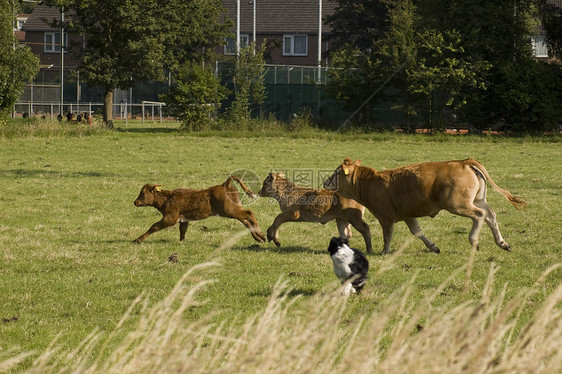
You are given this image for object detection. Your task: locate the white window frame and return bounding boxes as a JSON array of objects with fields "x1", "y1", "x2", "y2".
[
  {"x1": 283, "y1": 34, "x2": 308, "y2": 56},
  {"x1": 44, "y1": 32, "x2": 68, "y2": 53},
  {"x1": 224, "y1": 34, "x2": 249, "y2": 55},
  {"x1": 531, "y1": 35, "x2": 549, "y2": 58}
]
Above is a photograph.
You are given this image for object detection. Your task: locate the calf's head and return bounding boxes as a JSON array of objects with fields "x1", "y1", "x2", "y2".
[
  {"x1": 134, "y1": 184, "x2": 162, "y2": 207},
  {"x1": 324, "y1": 158, "x2": 361, "y2": 196},
  {"x1": 258, "y1": 173, "x2": 287, "y2": 197}
]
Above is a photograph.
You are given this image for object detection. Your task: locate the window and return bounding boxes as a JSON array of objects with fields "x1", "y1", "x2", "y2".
[
  {"x1": 225, "y1": 34, "x2": 249, "y2": 55},
  {"x1": 532, "y1": 35, "x2": 548, "y2": 58},
  {"x1": 44, "y1": 32, "x2": 68, "y2": 53},
  {"x1": 283, "y1": 35, "x2": 307, "y2": 56}
]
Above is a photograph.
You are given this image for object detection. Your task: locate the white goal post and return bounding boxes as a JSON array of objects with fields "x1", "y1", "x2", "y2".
[{"x1": 141, "y1": 101, "x2": 166, "y2": 123}]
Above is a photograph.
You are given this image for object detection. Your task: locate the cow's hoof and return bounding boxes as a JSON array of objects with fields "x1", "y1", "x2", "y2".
[
  {"x1": 133, "y1": 238, "x2": 142, "y2": 244},
  {"x1": 431, "y1": 246, "x2": 441, "y2": 254},
  {"x1": 502, "y1": 242, "x2": 511, "y2": 251},
  {"x1": 274, "y1": 240, "x2": 281, "y2": 248}
]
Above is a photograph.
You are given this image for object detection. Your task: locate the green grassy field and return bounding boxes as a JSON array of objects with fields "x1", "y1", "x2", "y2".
[{"x1": 0, "y1": 120, "x2": 561, "y2": 371}]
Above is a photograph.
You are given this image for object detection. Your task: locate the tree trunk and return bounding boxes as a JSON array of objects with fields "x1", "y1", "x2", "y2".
[{"x1": 103, "y1": 89, "x2": 114, "y2": 128}]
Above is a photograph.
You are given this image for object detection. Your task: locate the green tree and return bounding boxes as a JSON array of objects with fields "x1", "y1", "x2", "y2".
[
  {"x1": 161, "y1": 62, "x2": 227, "y2": 130},
  {"x1": 486, "y1": 60, "x2": 562, "y2": 133},
  {"x1": 46, "y1": 0, "x2": 230, "y2": 127},
  {"x1": 327, "y1": 0, "x2": 557, "y2": 132},
  {"x1": 0, "y1": 0, "x2": 39, "y2": 118},
  {"x1": 326, "y1": 0, "x2": 389, "y2": 51},
  {"x1": 158, "y1": 0, "x2": 231, "y2": 71},
  {"x1": 327, "y1": 0, "x2": 483, "y2": 129},
  {"x1": 229, "y1": 42, "x2": 267, "y2": 122}
]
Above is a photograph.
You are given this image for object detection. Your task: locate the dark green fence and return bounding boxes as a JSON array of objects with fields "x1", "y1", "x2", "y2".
[{"x1": 17, "y1": 63, "x2": 455, "y2": 129}]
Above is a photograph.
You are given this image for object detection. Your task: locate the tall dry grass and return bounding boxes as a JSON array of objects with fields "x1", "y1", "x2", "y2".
[{"x1": 3, "y1": 238, "x2": 561, "y2": 374}]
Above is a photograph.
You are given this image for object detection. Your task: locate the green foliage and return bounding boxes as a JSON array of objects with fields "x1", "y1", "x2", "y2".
[
  {"x1": 325, "y1": 45, "x2": 376, "y2": 110},
  {"x1": 158, "y1": 0, "x2": 232, "y2": 71},
  {"x1": 161, "y1": 63, "x2": 228, "y2": 130},
  {"x1": 228, "y1": 43, "x2": 267, "y2": 122},
  {"x1": 492, "y1": 60, "x2": 562, "y2": 133},
  {"x1": 326, "y1": 0, "x2": 389, "y2": 51},
  {"x1": 326, "y1": 0, "x2": 559, "y2": 133},
  {"x1": 0, "y1": 1, "x2": 39, "y2": 117},
  {"x1": 59, "y1": 0, "x2": 166, "y2": 90},
  {"x1": 406, "y1": 29, "x2": 485, "y2": 128}
]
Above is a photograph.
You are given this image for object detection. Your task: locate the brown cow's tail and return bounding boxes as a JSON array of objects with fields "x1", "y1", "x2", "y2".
[
  {"x1": 223, "y1": 176, "x2": 257, "y2": 199},
  {"x1": 464, "y1": 159, "x2": 527, "y2": 210}
]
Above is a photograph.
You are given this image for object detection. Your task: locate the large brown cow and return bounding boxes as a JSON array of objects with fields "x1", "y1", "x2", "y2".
[
  {"x1": 324, "y1": 158, "x2": 526, "y2": 254},
  {"x1": 258, "y1": 173, "x2": 372, "y2": 253},
  {"x1": 133, "y1": 176, "x2": 266, "y2": 243}
]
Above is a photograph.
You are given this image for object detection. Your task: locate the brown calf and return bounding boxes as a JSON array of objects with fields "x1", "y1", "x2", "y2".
[
  {"x1": 324, "y1": 158, "x2": 526, "y2": 254},
  {"x1": 258, "y1": 173, "x2": 372, "y2": 253},
  {"x1": 133, "y1": 176, "x2": 266, "y2": 243}
]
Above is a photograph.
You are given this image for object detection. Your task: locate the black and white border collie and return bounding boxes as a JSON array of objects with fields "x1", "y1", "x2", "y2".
[{"x1": 327, "y1": 237, "x2": 369, "y2": 295}]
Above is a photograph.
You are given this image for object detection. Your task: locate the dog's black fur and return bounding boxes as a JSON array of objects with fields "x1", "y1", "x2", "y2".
[{"x1": 327, "y1": 237, "x2": 369, "y2": 293}]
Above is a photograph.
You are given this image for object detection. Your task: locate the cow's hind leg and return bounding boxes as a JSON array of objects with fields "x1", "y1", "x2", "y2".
[
  {"x1": 239, "y1": 209, "x2": 266, "y2": 243},
  {"x1": 474, "y1": 200, "x2": 510, "y2": 251},
  {"x1": 221, "y1": 202, "x2": 266, "y2": 243},
  {"x1": 449, "y1": 205, "x2": 486, "y2": 250},
  {"x1": 244, "y1": 210, "x2": 267, "y2": 243},
  {"x1": 404, "y1": 218, "x2": 440, "y2": 253}
]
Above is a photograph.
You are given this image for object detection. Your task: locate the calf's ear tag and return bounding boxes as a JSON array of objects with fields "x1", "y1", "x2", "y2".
[
  {"x1": 343, "y1": 167, "x2": 349, "y2": 175},
  {"x1": 154, "y1": 185, "x2": 162, "y2": 192}
]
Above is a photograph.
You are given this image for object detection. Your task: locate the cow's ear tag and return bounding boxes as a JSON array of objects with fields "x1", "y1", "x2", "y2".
[
  {"x1": 343, "y1": 168, "x2": 349, "y2": 175},
  {"x1": 154, "y1": 185, "x2": 162, "y2": 192}
]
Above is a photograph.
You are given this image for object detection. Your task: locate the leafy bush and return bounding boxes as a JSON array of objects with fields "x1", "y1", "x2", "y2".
[
  {"x1": 161, "y1": 63, "x2": 228, "y2": 130},
  {"x1": 227, "y1": 43, "x2": 267, "y2": 123},
  {"x1": 458, "y1": 60, "x2": 562, "y2": 133}
]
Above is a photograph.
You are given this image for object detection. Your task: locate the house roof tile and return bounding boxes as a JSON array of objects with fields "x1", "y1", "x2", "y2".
[
  {"x1": 21, "y1": 5, "x2": 62, "y2": 32},
  {"x1": 222, "y1": 0, "x2": 338, "y2": 34}
]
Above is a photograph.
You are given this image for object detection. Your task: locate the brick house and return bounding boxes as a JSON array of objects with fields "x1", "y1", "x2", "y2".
[
  {"x1": 220, "y1": 0, "x2": 337, "y2": 66},
  {"x1": 21, "y1": 5, "x2": 80, "y2": 81}
]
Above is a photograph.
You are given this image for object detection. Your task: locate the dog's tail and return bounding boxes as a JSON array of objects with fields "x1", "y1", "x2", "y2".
[{"x1": 223, "y1": 176, "x2": 257, "y2": 199}]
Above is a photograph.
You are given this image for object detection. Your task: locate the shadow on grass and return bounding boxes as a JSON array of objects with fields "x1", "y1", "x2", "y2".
[
  {"x1": 114, "y1": 127, "x2": 180, "y2": 134},
  {"x1": 234, "y1": 244, "x2": 323, "y2": 254},
  {"x1": 249, "y1": 287, "x2": 317, "y2": 298},
  {"x1": 0, "y1": 169, "x2": 108, "y2": 178}
]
